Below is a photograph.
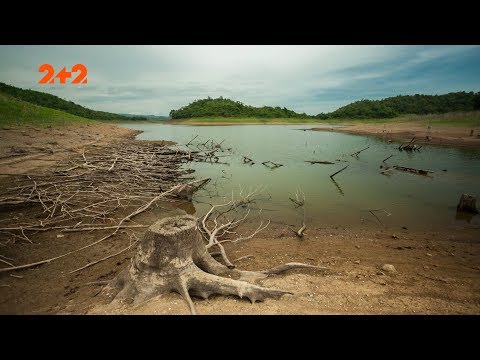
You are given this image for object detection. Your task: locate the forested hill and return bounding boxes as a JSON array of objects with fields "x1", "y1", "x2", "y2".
[
  {"x1": 0, "y1": 82, "x2": 143, "y2": 121},
  {"x1": 169, "y1": 97, "x2": 312, "y2": 119},
  {"x1": 316, "y1": 92, "x2": 480, "y2": 119}
]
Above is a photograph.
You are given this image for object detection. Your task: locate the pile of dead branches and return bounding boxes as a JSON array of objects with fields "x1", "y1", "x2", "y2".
[
  {"x1": 183, "y1": 136, "x2": 233, "y2": 165},
  {"x1": 0, "y1": 141, "x2": 208, "y2": 262}
]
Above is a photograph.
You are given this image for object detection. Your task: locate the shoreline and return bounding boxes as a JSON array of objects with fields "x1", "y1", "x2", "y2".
[
  {"x1": 311, "y1": 122, "x2": 480, "y2": 149},
  {"x1": 0, "y1": 122, "x2": 479, "y2": 315},
  {"x1": 165, "y1": 121, "x2": 318, "y2": 126}
]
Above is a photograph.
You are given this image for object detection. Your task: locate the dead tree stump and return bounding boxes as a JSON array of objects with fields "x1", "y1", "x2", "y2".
[
  {"x1": 457, "y1": 194, "x2": 479, "y2": 214},
  {"x1": 103, "y1": 214, "x2": 323, "y2": 314}
]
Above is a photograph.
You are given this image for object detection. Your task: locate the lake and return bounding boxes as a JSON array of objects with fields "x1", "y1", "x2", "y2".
[{"x1": 120, "y1": 123, "x2": 480, "y2": 231}]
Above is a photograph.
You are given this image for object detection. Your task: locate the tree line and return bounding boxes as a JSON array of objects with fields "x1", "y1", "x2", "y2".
[
  {"x1": 315, "y1": 92, "x2": 480, "y2": 119},
  {"x1": 169, "y1": 97, "x2": 311, "y2": 119},
  {"x1": 0, "y1": 82, "x2": 145, "y2": 121}
]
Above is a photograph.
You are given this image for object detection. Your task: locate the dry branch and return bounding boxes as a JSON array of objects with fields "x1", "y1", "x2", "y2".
[
  {"x1": 392, "y1": 165, "x2": 433, "y2": 176},
  {"x1": 382, "y1": 155, "x2": 393, "y2": 163},
  {"x1": 330, "y1": 165, "x2": 349, "y2": 179},
  {"x1": 305, "y1": 160, "x2": 335, "y2": 165},
  {"x1": 289, "y1": 189, "x2": 305, "y2": 208},
  {"x1": 262, "y1": 161, "x2": 283, "y2": 169},
  {"x1": 199, "y1": 187, "x2": 271, "y2": 268},
  {"x1": 0, "y1": 137, "x2": 213, "y2": 272},
  {"x1": 350, "y1": 146, "x2": 370, "y2": 157}
]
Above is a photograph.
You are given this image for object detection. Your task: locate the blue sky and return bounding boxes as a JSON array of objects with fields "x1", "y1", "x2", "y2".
[{"x1": 0, "y1": 45, "x2": 479, "y2": 116}]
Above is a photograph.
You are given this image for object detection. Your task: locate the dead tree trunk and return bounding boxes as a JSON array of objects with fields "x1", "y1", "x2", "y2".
[
  {"x1": 457, "y1": 194, "x2": 478, "y2": 214},
  {"x1": 104, "y1": 214, "x2": 325, "y2": 314}
]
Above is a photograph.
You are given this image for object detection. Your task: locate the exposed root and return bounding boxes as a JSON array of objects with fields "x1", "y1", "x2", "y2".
[{"x1": 104, "y1": 215, "x2": 327, "y2": 314}]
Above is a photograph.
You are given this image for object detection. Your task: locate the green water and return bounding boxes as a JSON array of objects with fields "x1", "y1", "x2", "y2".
[{"x1": 121, "y1": 123, "x2": 480, "y2": 230}]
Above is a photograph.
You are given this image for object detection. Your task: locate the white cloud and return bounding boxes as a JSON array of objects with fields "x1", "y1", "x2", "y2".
[{"x1": 0, "y1": 45, "x2": 478, "y2": 115}]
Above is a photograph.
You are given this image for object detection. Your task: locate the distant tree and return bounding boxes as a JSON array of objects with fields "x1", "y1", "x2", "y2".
[
  {"x1": 169, "y1": 97, "x2": 315, "y2": 119},
  {"x1": 474, "y1": 93, "x2": 480, "y2": 110},
  {"x1": 317, "y1": 92, "x2": 480, "y2": 119}
]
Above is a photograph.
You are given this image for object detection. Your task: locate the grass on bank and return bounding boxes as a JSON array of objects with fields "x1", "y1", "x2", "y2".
[
  {"x1": 0, "y1": 92, "x2": 95, "y2": 127},
  {"x1": 320, "y1": 111, "x2": 480, "y2": 128}
]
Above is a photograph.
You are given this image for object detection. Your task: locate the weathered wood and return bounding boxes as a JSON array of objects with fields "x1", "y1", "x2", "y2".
[
  {"x1": 457, "y1": 194, "x2": 478, "y2": 214},
  {"x1": 103, "y1": 215, "x2": 327, "y2": 314},
  {"x1": 350, "y1": 146, "x2": 370, "y2": 157},
  {"x1": 330, "y1": 165, "x2": 349, "y2": 179},
  {"x1": 305, "y1": 160, "x2": 335, "y2": 165},
  {"x1": 330, "y1": 178, "x2": 344, "y2": 196},
  {"x1": 243, "y1": 156, "x2": 254, "y2": 164},
  {"x1": 393, "y1": 165, "x2": 433, "y2": 176},
  {"x1": 382, "y1": 155, "x2": 393, "y2": 163},
  {"x1": 262, "y1": 161, "x2": 283, "y2": 169}
]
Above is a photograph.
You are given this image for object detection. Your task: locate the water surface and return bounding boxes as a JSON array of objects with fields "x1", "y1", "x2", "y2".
[{"x1": 121, "y1": 123, "x2": 480, "y2": 230}]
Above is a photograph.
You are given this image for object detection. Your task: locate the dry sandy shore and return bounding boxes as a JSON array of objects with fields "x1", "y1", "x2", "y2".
[
  {"x1": 0, "y1": 123, "x2": 479, "y2": 315},
  {"x1": 311, "y1": 122, "x2": 480, "y2": 148}
]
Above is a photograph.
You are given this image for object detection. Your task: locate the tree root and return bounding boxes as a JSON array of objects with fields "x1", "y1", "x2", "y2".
[{"x1": 103, "y1": 215, "x2": 327, "y2": 314}]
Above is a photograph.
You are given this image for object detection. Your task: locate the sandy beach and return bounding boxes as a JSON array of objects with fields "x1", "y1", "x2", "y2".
[{"x1": 311, "y1": 122, "x2": 480, "y2": 148}]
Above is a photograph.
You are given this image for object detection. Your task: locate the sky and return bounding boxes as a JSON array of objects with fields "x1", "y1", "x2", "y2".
[{"x1": 0, "y1": 45, "x2": 479, "y2": 116}]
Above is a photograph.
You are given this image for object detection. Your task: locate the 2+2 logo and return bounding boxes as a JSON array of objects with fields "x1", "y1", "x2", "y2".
[{"x1": 38, "y1": 64, "x2": 88, "y2": 84}]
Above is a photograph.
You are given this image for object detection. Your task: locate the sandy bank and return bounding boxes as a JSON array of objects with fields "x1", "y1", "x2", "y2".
[
  {"x1": 0, "y1": 122, "x2": 479, "y2": 315},
  {"x1": 311, "y1": 122, "x2": 480, "y2": 148}
]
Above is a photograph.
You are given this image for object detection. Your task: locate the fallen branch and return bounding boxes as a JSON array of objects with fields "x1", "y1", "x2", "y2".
[
  {"x1": 0, "y1": 179, "x2": 209, "y2": 274},
  {"x1": 350, "y1": 146, "x2": 370, "y2": 157},
  {"x1": 108, "y1": 157, "x2": 118, "y2": 172},
  {"x1": 393, "y1": 165, "x2": 433, "y2": 176},
  {"x1": 243, "y1": 155, "x2": 254, "y2": 164},
  {"x1": 186, "y1": 134, "x2": 198, "y2": 146},
  {"x1": 289, "y1": 189, "x2": 305, "y2": 208},
  {"x1": 62, "y1": 224, "x2": 148, "y2": 232},
  {"x1": 262, "y1": 161, "x2": 283, "y2": 169},
  {"x1": 199, "y1": 187, "x2": 270, "y2": 268},
  {"x1": 382, "y1": 155, "x2": 393, "y2": 163},
  {"x1": 330, "y1": 178, "x2": 344, "y2": 196},
  {"x1": 70, "y1": 239, "x2": 139, "y2": 273},
  {"x1": 330, "y1": 165, "x2": 349, "y2": 179},
  {"x1": 305, "y1": 160, "x2": 335, "y2": 165}
]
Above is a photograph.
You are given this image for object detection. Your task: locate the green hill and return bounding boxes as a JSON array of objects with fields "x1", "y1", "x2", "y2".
[
  {"x1": 0, "y1": 82, "x2": 140, "y2": 121},
  {"x1": 0, "y1": 91, "x2": 94, "y2": 126},
  {"x1": 169, "y1": 97, "x2": 312, "y2": 119},
  {"x1": 316, "y1": 91, "x2": 480, "y2": 119}
]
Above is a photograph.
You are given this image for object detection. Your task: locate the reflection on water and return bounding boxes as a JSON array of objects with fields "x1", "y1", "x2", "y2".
[{"x1": 121, "y1": 123, "x2": 480, "y2": 230}]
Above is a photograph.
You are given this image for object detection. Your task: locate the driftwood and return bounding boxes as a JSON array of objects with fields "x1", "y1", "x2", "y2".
[
  {"x1": 382, "y1": 155, "x2": 393, "y2": 163},
  {"x1": 0, "y1": 179, "x2": 208, "y2": 274},
  {"x1": 330, "y1": 178, "x2": 344, "y2": 196},
  {"x1": 367, "y1": 208, "x2": 391, "y2": 225},
  {"x1": 199, "y1": 187, "x2": 270, "y2": 268},
  {"x1": 103, "y1": 215, "x2": 327, "y2": 314},
  {"x1": 289, "y1": 189, "x2": 305, "y2": 208},
  {"x1": 0, "y1": 134, "x2": 236, "y2": 250},
  {"x1": 381, "y1": 165, "x2": 433, "y2": 176},
  {"x1": 392, "y1": 165, "x2": 433, "y2": 176},
  {"x1": 330, "y1": 165, "x2": 349, "y2": 179},
  {"x1": 350, "y1": 146, "x2": 370, "y2": 157},
  {"x1": 288, "y1": 189, "x2": 307, "y2": 238},
  {"x1": 305, "y1": 160, "x2": 335, "y2": 165},
  {"x1": 0, "y1": 138, "x2": 214, "y2": 271},
  {"x1": 457, "y1": 194, "x2": 478, "y2": 214},
  {"x1": 243, "y1": 156, "x2": 254, "y2": 165},
  {"x1": 262, "y1": 161, "x2": 283, "y2": 169},
  {"x1": 399, "y1": 137, "x2": 421, "y2": 152}
]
